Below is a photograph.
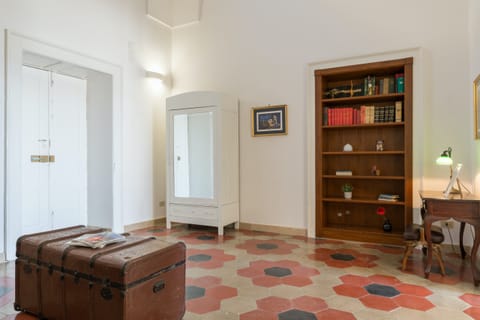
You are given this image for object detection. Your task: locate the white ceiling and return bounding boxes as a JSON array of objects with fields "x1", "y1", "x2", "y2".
[{"x1": 146, "y1": 0, "x2": 202, "y2": 28}]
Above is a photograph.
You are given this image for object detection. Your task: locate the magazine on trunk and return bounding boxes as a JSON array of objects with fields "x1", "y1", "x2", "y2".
[{"x1": 67, "y1": 231, "x2": 126, "y2": 249}]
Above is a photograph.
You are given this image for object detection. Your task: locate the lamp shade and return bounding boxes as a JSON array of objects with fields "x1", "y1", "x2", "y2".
[
  {"x1": 436, "y1": 156, "x2": 453, "y2": 166},
  {"x1": 436, "y1": 147, "x2": 453, "y2": 166}
]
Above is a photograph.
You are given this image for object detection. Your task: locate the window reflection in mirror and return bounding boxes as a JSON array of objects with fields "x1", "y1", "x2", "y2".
[{"x1": 173, "y1": 111, "x2": 214, "y2": 199}]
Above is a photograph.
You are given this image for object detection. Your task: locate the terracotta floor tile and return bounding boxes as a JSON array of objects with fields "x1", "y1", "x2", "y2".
[
  {"x1": 461, "y1": 293, "x2": 480, "y2": 306},
  {"x1": 339, "y1": 274, "x2": 372, "y2": 286},
  {"x1": 239, "y1": 309, "x2": 277, "y2": 320},
  {"x1": 368, "y1": 274, "x2": 401, "y2": 286},
  {"x1": 316, "y1": 308, "x2": 357, "y2": 320},
  {"x1": 464, "y1": 307, "x2": 480, "y2": 319},
  {"x1": 252, "y1": 276, "x2": 283, "y2": 287},
  {"x1": 333, "y1": 283, "x2": 368, "y2": 298},
  {"x1": 394, "y1": 294, "x2": 435, "y2": 311},
  {"x1": 396, "y1": 283, "x2": 432, "y2": 297},
  {"x1": 186, "y1": 296, "x2": 221, "y2": 314},
  {"x1": 256, "y1": 296, "x2": 291, "y2": 313},
  {"x1": 360, "y1": 294, "x2": 399, "y2": 311},
  {"x1": 206, "y1": 285, "x2": 237, "y2": 300},
  {"x1": 282, "y1": 275, "x2": 313, "y2": 287},
  {"x1": 291, "y1": 295, "x2": 328, "y2": 312}
]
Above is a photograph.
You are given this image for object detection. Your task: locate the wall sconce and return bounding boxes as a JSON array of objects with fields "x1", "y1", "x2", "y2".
[{"x1": 145, "y1": 70, "x2": 166, "y2": 81}]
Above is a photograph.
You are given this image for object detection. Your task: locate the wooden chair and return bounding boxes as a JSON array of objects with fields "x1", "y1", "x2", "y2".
[{"x1": 402, "y1": 223, "x2": 446, "y2": 275}]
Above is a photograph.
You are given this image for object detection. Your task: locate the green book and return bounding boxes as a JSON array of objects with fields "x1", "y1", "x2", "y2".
[{"x1": 396, "y1": 73, "x2": 404, "y2": 93}]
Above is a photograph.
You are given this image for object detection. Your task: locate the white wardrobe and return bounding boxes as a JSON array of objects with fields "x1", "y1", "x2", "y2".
[{"x1": 166, "y1": 91, "x2": 239, "y2": 235}]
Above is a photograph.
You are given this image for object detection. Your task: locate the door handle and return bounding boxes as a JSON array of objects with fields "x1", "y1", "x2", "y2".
[{"x1": 30, "y1": 155, "x2": 55, "y2": 163}]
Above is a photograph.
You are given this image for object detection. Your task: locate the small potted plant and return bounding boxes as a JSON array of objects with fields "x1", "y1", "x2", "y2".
[{"x1": 342, "y1": 183, "x2": 353, "y2": 199}]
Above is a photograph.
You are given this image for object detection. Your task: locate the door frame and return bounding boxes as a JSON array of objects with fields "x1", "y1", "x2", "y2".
[{"x1": 3, "y1": 30, "x2": 124, "y2": 260}]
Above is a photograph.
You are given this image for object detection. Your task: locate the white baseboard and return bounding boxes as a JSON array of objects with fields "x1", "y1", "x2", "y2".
[
  {"x1": 239, "y1": 222, "x2": 306, "y2": 237},
  {"x1": 124, "y1": 218, "x2": 306, "y2": 237},
  {"x1": 124, "y1": 217, "x2": 166, "y2": 232}
]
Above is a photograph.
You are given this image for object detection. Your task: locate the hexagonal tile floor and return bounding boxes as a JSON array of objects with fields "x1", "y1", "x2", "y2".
[{"x1": 1, "y1": 224, "x2": 479, "y2": 320}]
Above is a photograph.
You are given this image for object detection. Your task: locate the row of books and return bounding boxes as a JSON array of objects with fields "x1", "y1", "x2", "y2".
[
  {"x1": 323, "y1": 73, "x2": 405, "y2": 99},
  {"x1": 323, "y1": 101, "x2": 403, "y2": 126},
  {"x1": 378, "y1": 194, "x2": 400, "y2": 202},
  {"x1": 364, "y1": 74, "x2": 404, "y2": 96},
  {"x1": 335, "y1": 170, "x2": 353, "y2": 176}
]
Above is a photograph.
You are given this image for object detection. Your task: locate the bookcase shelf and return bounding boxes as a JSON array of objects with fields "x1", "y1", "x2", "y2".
[
  {"x1": 322, "y1": 122, "x2": 404, "y2": 129},
  {"x1": 323, "y1": 151, "x2": 404, "y2": 155},
  {"x1": 315, "y1": 58, "x2": 413, "y2": 245},
  {"x1": 323, "y1": 198, "x2": 405, "y2": 206},
  {"x1": 323, "y1": 175, "x2": 405, "y2": 180},
  {"x1": 322, "y1": 93, "x2": 405, "y2": 104}
]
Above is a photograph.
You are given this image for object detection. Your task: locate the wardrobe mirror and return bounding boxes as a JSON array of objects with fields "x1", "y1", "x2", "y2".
[{"x1": 173, "y1": 111, "x2": 214, "y2": 199}]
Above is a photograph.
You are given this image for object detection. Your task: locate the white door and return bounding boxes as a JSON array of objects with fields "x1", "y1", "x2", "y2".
[
  {"x1": 21, "y1": 66, "x2": 51, "y2": 233},
  {"x1": 21, "y1": 66, "x2": 87, "y2": 234}
]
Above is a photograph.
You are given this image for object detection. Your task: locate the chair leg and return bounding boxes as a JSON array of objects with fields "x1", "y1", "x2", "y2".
[
  {"x1": 432, "y1": 244, "x2": 446, "y2": 276},
  {"x1": 402, "y1": 242, "x2": 416, "y2": 271}
]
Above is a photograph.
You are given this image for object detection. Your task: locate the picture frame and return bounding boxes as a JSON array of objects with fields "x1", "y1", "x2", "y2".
[
  {"x1": 251, "y1": 104, "x2": 288, "y2": 136},
  {"x1": 475, "y1": 74, "x2": 480, "y2": 139}
]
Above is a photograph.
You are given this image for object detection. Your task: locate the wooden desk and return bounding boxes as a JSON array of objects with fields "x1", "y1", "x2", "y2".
[{"x1": 420, "y1": 191, "x2": 480, "y2": 286}]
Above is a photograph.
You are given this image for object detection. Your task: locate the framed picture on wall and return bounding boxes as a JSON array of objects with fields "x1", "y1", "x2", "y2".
[
  {"x1": 475, "y1": 74, "x2": 480, "y2": 139},
  {"x1": 251, "y1": 104, "x2": 288, "y2": 136}
]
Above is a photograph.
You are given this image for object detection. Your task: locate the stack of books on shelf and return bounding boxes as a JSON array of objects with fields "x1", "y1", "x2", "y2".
[
  {"x1": 335, "y1": 170, "x2": 352, "y2": 176},
  {"x1": 377, "y1": 194, "x2": 400, "y2": 202},
  {"x1": 323, "y1": 101, "x2": 402, "y2": 126},
  {"x1": 364, "y1": 74, "x2": 404, "y2": 95}
]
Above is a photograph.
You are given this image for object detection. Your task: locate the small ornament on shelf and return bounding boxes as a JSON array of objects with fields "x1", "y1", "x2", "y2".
[
  {"x1": 376, "y1": 206, "x2": 392, "y2": 232},
  {"x1": 364, "y1": 75, "x2": 375, "y2": 96},
  {"x1": 343, "y1": 143, "x2": 353, "y2": 152},
  {"x1": 376, "y1": 140, "x2": 384, "y2": 151}
]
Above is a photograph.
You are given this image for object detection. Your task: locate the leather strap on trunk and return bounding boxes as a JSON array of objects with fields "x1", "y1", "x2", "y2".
[
  {"x1": 88, "y1": 236, "x2": 155, "y2": 268},
  {"x1": 16, "y1": 225, "x2": 85, "y2": 258}
]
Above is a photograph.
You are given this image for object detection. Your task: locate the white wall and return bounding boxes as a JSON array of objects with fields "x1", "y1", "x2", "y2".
[
  {"x1": 86, "y1": 72, "x2": 113, "y2": 227},
  {"x1": 171, "y1": 0, "x2": 472, "y2": 234},
  {"x1": 0, "y1": 0, "x2": 171, "y2": 244}
]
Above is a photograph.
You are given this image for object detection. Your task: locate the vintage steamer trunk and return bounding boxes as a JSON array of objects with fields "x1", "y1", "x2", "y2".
[
  {"x1": 15, "y1": 225, "x2": 106, "y2": 317},
  {"x1": 15, "y1": 226, "x2": 186, "y2": 320}
]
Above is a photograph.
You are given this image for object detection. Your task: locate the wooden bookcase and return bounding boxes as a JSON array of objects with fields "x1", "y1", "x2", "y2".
[{"x1": 315, "y1": 58, "x2": 413, "y2": 245}]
